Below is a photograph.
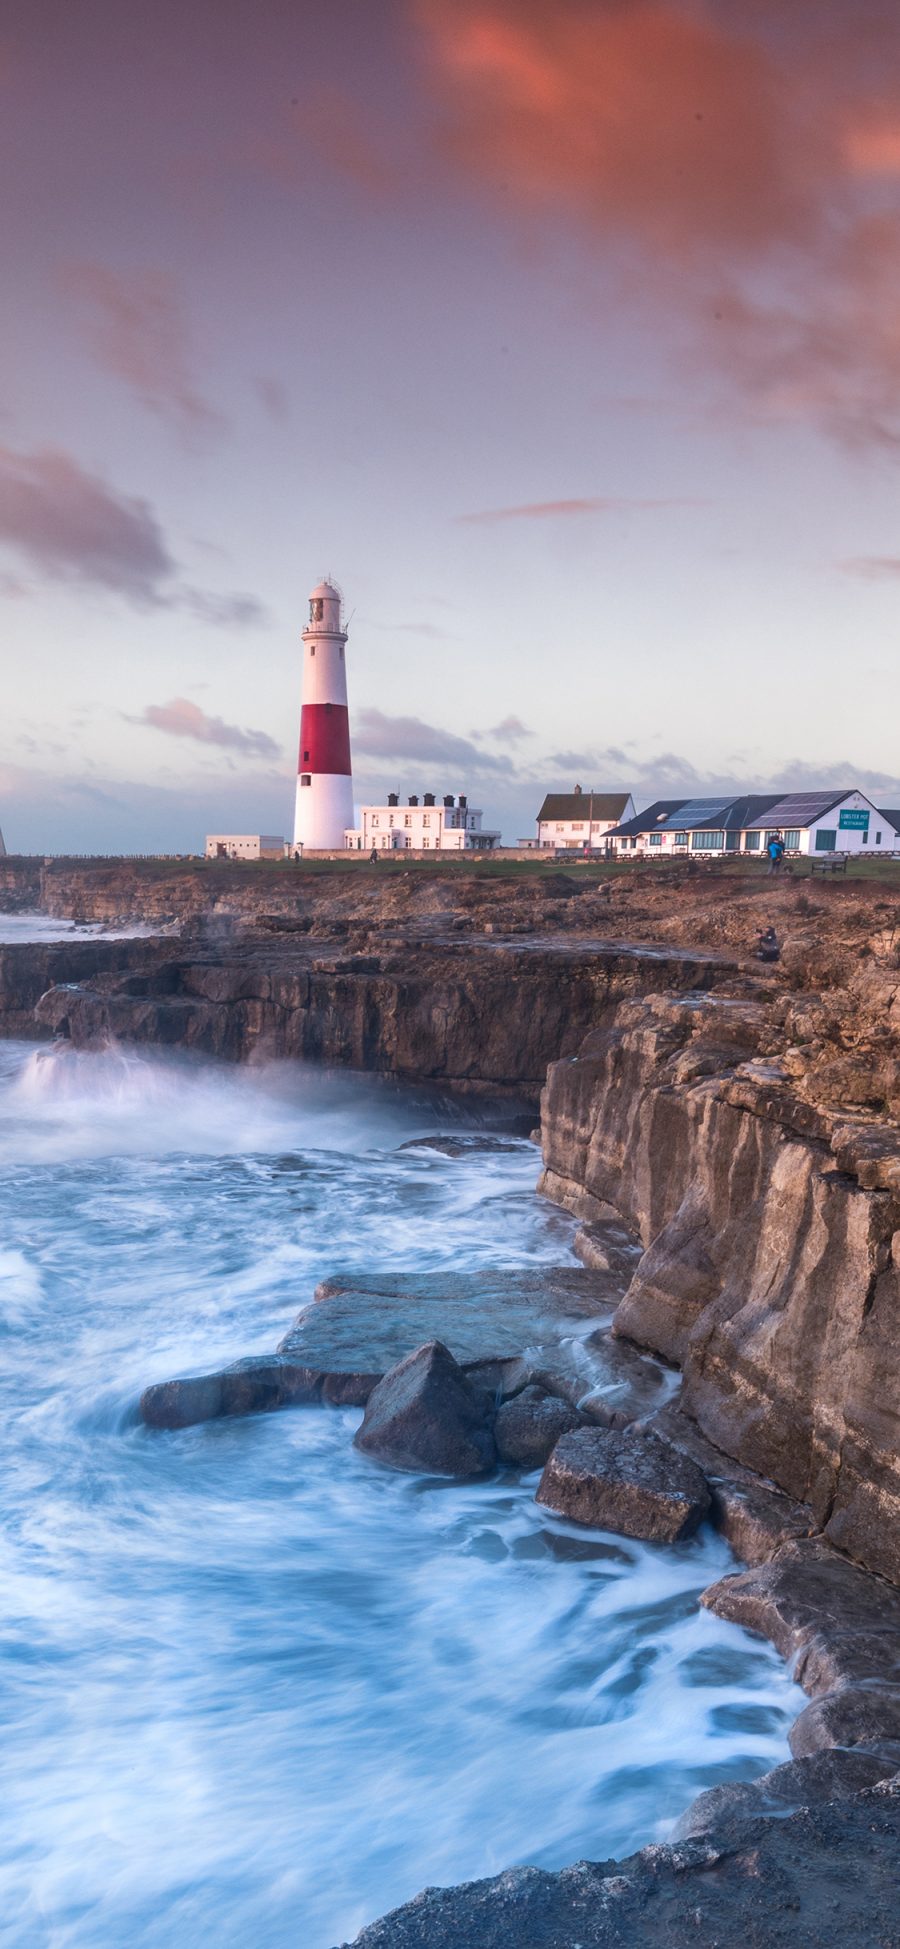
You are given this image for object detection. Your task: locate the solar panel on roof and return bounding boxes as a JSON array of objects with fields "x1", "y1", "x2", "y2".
[
  {"x1": 659, "y1": 798, "x2": 732, "y2": 829},
  {"x1": 746, "y1": 790, "x2": 845, "y2": 829}
]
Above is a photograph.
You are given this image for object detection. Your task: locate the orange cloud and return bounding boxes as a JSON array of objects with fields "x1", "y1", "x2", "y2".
[
  {"x1": 844, "y1": 119, "x2": 900, "y2": 177},
  {"x1": 458, "y1": 495, "x2": 703, "y2": 522},
  {"x1": 416, "y1": 0, "x2": 900, "y2": 449},
  {"x1": 417, "y1": 0, "x2": 829, "y2": 257}
]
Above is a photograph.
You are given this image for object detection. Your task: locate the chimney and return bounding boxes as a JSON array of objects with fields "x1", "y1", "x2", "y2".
[
  {"x1": 387, "y1": 792, "x2": 399, "y2": 807},
  {"x1": 408, "y1": 795, "x2": 419, "y2": 806},
  {"x1": 443, "y1": 794, "x2": 454, "y2": 807},
  {"x1": 458, "y1": 794, "x2": 468, "y2": 809},
  {"x1": 423, "y1": 792, "x2": 435, "y2": 807}
]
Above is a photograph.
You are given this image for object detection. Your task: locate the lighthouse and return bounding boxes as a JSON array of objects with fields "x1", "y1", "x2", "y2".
[{"x1": 293, "y1": 578, "x2": 354, "y2": 851}]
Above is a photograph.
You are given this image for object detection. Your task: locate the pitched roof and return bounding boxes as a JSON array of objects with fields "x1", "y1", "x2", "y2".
[
  {"x1": 608, "y1": 799, "x2": 689, "y2": 837},
  {"x1": 537, "y1": 792, "x2": 632, "y2": 823},
  {"x1": 744, "y1": 790, "x2": 852, "y2": 830},
  {"x1": 877, "y1": 808, "x2": 900, "y2": 833},
  {"x1": 720, "y1": 793, "x2": 783, "y2": 830},
  {"x1": 656, "y1": 796, "x2": 736, "y2": 831}
]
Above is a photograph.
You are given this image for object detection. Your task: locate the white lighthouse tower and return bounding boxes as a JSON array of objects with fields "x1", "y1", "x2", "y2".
[{"x1": 293, "y1": 578, "x2": 354, "y2": 851}]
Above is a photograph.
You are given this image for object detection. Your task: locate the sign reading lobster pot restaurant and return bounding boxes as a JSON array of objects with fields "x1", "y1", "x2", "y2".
[{"x1": 839, "y1": 809, "x2": 870, "y2": 829}]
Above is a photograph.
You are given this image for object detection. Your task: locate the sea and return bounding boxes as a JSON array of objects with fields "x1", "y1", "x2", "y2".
[{"x1": 0, "y1": 921, "x2": 802, "y2": 1947}]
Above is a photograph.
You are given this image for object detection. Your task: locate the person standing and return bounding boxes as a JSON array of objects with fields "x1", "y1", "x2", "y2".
[{"x1": 766, "y1": 832, "x2": 785, "y2": 874}]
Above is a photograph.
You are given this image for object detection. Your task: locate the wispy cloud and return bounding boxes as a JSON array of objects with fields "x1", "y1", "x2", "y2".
[
  {"x1": 254, "y1": 375, "x2": 291, "y2": 423},
  {"x1": 0, "y1": 442, "x2": 268, "y2": 624},
  {"x1": 485, "y1": 714, "x2": 533, "y2": 743},
  {"x1": 181, "y1": 587, "x2": 270, "y2": 629},
  {"x1": 840, "y1": 555, "x2": 900, "y2": 579},
  {"x1": 62, "y1": 262, "x2": 224, "y2": 439},
  {"x1": 129, "y1": 697, "x2": 281, "y2": 760},
  {"x1": 458, "y1": 495, "x2": 701, "y2": 524},
  {"x1": 0, "y1": 444, "x2": 176, "y2": 603},
  {"x1": 353, "y1": 707, "x2": 514, "y2": 774}
]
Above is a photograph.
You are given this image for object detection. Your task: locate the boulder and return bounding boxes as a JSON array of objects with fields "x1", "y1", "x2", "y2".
[
  {"x1": 494, "y1": 1387, "x2": 581, "y2": 1468},
  {"x1": 644, "y1": 1402, "x2": 815, "y2": 1564},
  {"x1": 673, "y1": 1748, "x2": 899, "y2": 1844},
  {"x1": 701, "y1": 1540, "x2": 900, "y2": 1694},
  {"x1": 790, "y1": 1683, "x2": 900, "y2": 1759},
  {"x1": 353, "y1": 1341, "x2": 496, "y2": 1477},
  {"x1": 139, "y1": 1356, "x2": 321, "y2": 1430},
  {"x1": 536, "y1": 1427, "x2": 711, "y2": 1541}
]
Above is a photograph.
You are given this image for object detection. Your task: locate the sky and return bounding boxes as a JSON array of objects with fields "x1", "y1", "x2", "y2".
[{"x1": 2, "y1": 0, "x2": 900, "y2": 852}]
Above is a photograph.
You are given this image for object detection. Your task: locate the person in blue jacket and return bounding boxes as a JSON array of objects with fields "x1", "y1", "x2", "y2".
[{"x1": 766, "y1": 832, "x2": 785, "y2": 874}]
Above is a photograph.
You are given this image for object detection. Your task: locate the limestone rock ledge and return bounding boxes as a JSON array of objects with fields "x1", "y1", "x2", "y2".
[
  {"x1": 337, "y1": 1776, "x2": 900, "y2": 1949},
  {"x1": 538, "y1": 989, "x2": 900, "y2": 1585}
]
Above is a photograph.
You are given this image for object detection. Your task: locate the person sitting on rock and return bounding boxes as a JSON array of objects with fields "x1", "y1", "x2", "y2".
[{"x1": 755, "y1": 926, "x2": 780, "y2": 962}]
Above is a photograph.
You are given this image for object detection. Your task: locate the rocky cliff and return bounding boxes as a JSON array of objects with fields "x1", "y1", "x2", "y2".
[
  {"x1": 539, "y1": 987, "x2": 900, "y2": 1584},
  {"x1": 13, "y1": 931, "x2": 732, "y2": 1095}
]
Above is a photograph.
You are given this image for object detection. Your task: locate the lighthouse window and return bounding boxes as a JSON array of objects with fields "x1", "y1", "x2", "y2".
[
  {"x1": 310, "y1": 646, "x2": 315, "y2": 656},
  {"x1": 300, "y1": 774, "x2": 311, "y2": 787},
  {"x1": 303, "y1": 750, "x2": 310, "y2": 762}
]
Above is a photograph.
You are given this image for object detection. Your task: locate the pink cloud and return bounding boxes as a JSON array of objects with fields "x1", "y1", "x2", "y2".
[
  {"x1": 62, "y1": 263, "x2": 224, "y2": 438},
  {"x1": 0, "y1": 444, "x2": 175, "y2": 601},
  {"x1": 0, "y1": 443, "x2": 268, "y2": 621},
  {"x1": 132, "y1": 698, "x2": 280, "y2": 760},
  {"x1": 458, "y1": 496, "x2": 702, "y2": 523},
  {"x1": 417, "y1": 0, "x2": 900, "y2": 450},
  {"x1": 354, "y1": 708, "x2": 513, "y2": 773}
]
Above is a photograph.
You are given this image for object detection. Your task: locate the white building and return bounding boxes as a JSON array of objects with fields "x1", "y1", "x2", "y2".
[
  {"x1": 608, "y1": 789, "x2": 900, "y2": 858},
  {"x1": 536, "y1": 788, "x2": 635, "y2": 850},
  {"x1": 345, "y1": 793, "x2": 500, "y2": 852},
  {"x1": 205, "y1": 834, "x2": 285, "y2": 860}
]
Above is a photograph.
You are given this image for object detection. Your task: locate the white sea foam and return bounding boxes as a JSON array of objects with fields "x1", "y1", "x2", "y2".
[
  {"x1": 0, "y1": 1040, "x2": 803, "y2": 1949},
  {"x1": 0, "y1": 913, "x2": 161, "y2": 944}
]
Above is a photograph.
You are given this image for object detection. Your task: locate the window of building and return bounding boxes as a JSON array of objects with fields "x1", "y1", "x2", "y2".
[
  {"x1": 744, "y1": 831, "x2": 760, "y2": 850},
  {"x1": 649, "y1": 832, "x2": 662, "y2": 846},
  {"x1": 725, "y1": 831, "x2": 739, "y2": 851},
  {"x1": 422, "y1": 837, "x2": 430, "y2": 848},
  {"x1": 300, "y1": 774, "x2": 311, "y2": 787},
  {"x1": 815, "y1": 829, "x2": 836, "y2": 852},
  {"x1": 572, "y1": 822, "x2": 584, "y2": 831},
  {"x1": 404, "y1": 815, "x2": 412, "y2": 827},
  {"x1": 674, "y1": 831, "x2": 687, "y2": 845},
  {"x1": 691, "y1": 830, "x2": 724, "y2": 850},
  {"x1": 783, "y1": 829, "x2": 801, "y2": 850},
  {"x1": 309, "y1": 646, "x2": 315, "y2": 656},
  {"x1": 303, "y1": 750, "x2": 310, "y2": 762},
  {"x1": 388, "y1": 815, "x2": 394, "y2": 827},
  {"x1": 372, "y1": 816, "x2": 379, "y2": 827},
  {"x1": 876, "y1": 831, "x2": 882, "y2": 844},
  {"x1": 423, "y1": 815, "x2": 430, "y2": 827}
]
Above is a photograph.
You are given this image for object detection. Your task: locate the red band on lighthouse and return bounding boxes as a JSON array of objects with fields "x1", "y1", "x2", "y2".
[{"x1": 299, "y1": 703, "x2": 351, "y2": 776}]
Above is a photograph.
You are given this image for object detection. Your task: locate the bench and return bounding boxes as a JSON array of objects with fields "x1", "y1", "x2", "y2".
[{"x1": 809, "y1": 854, "x2": 849, "y2": 876}]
